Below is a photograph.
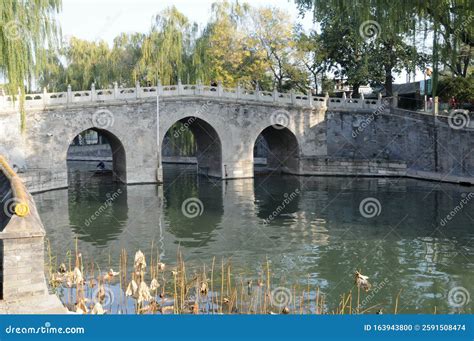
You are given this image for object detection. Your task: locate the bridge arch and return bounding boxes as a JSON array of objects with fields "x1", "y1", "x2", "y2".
[
  {"x1": 253, "y1": 125, "x2": 300, "y2": 174},
  {"x1": 66, "y1": 128, "x2": 127, "y2": 183},
  {"x1": 161, "y1": 116, "x2": 223, "y2": 178}
]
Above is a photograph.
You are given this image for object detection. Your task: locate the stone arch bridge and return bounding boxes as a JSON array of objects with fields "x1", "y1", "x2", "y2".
[{"x1": 0, "y1": 81, "x2": 472, "y2": 192}]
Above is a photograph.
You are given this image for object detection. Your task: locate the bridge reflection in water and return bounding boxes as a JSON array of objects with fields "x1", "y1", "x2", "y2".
[{"x1": 33, "y1": 164, "x2": 474, "y2": 313}]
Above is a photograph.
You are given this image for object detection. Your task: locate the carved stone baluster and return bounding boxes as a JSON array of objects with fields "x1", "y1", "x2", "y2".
[
  {"x1": 67, "y1": 84, "x2": 72, "y2": 104},
  {"x1": 91, "y1": 83, "x2": 96, "y2": 102}
]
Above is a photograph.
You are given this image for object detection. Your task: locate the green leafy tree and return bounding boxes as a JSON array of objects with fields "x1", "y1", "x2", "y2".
[
  {"x1": 192, "y1": 1, "x2": 270, "y2": 88},
  {"x1": 138, "y1": 6, "x2": 195, "y2": 85},
  {"x1": 0, "y1": 0, "x2": 61, "y2": 129},
  {"x1": 111, "y1": 33, "x2": 145, "y2": 86},
  {"x1": 65, "y1": 37, "x2": 113, "y2": 90},
  {"x1": 250, "y1": 6, "x2": 303, "y2": 92},
  {"x1": 294, "y1": 29, "x2": 327, "y2": 94},
  {"x1": 37, "y1": 48, "x2": 67, "y2": 92},
  {"x1": 295, "y1": 0, "x2": 473, "y2": 96},
  {"x1": 316, "y1": 10, "x2": 379, "y2": 96},
  {"x1": 438, "y1": 76, "x2": 474, "y2": 103}
]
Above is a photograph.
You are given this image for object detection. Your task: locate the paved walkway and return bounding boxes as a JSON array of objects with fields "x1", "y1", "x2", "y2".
[{"x1": 0, "y1": 294, "x2": 68, "y2": 314}]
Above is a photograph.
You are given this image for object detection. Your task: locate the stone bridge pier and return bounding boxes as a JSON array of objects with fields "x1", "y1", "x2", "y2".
[
  {"x1": 159, "y1": 97, "x2": 327, "y2": 179},
  {"x1": 1, "y1": 101, "x2": 159, "y2": 193}
]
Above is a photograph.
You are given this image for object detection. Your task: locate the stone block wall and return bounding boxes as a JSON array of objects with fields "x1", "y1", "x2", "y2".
[
  {"x1": 67, "y1": 143, "x2": 112, "y2": 161},
  {"x1": 325, "y1": 108, "x2": 473, "y2": 184},
  {"x1": 1, "y1": 236, "x2": 48, "y2": 300},
  {"x1": 299, "y1": 157, "x2": 407, "y2": 177},
  {"x1": 0, "y1": 155, "x2": 63, "y2": 312}
]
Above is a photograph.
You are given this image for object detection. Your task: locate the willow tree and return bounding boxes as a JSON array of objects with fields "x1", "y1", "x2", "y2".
[
  {"x1": 138, "y1": 6, "x2": 195, "y2": 85},
  {"x1": 37, "y1": 47, "x2": 67, "y2": 92},
  {"x1": 413, "y1": 0, "x2": 473, "y2": 77},
  {"x1": 0, "y1": 0, "x2": 61, "y2": 129},
  {"x1": 111, "y1": 33, "x2": 145, "y2": 87},
  {"x1": 65, "y1": 37, "x2": 113, "y2": 90}
]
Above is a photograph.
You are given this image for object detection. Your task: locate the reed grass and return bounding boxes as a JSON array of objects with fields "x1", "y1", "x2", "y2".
[{"x1": 46, "y1": 243, "x2": 394, "y2": 315}]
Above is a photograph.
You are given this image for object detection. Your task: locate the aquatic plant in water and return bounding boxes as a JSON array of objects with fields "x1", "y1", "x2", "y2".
[{"x1": 46, "y1": 245, "x2": 407, "y2": 315}]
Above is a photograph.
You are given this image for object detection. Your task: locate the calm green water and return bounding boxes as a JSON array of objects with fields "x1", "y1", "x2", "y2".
[{"x1": 34, "y1": 162, "x2": 474, "y2": 313}]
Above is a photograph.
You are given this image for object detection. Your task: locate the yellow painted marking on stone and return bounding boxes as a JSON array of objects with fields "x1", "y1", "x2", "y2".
[
  {"x1": 14, "y1": 202, "x2": 30, "y2": 217},
  {"x1": 0, "y1": 154, "x2": 30, "y2": 217}
]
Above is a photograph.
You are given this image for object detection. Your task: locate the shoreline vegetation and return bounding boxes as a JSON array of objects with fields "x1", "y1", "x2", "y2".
[{"x1": 45, "y1": 240, "x2": 409, "y2": 315}]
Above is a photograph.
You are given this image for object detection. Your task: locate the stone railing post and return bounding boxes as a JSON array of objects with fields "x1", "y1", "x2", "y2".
[
  {"x1": 424, "y1": 95, "x2": 428, "y2": 112},
  {"x1": 135, "y1": 81, "x2": 140, "y2": 99},
  {"x1": 178, "y1": 78, "x2": 183, "y2": 95},
  {"x1": 273, "y1": 88, "x2": 278, "y2": 102},
  {"x1": 393, "y1": 91, "x2": 398, "y2": 108},
  {"x1": 377, "y1": 92, "x2": 382, "y2": 105},
  {"x1": 308, "y1": 90, "x2": 313, "y2": 107},
  {"x1": 235, "y1": 83, "x2": 241, "y2": 99},
  {"x1": 290, "y1": 90, "x2": 296, "y2": 105},
  {"x1": 91, "y1": 83, "x2": 96, "y2": 101},
  {"x1": 255, "y1": 81, "x2": 260, "y2": 101},
  {"x1": 67, "y1": 84, "x2": 72, "y2": 104},
  {"x1": 217, "y1": 81, "x2": 223, "y2": 97},
  {"x1": 157, "y1": 79, "x2": 163, "y2": 96},
  {"x1": 197, "y1": 79, "x2": 202, "y2": 95},
  {"x1": 113, "y1": 81, "x2": 118, "y2": 99},
  {"x1": 342, "y1": 92, "x2": 347, "y2": 108},
  {"x1": 434, "y1": 96, "x2": 439, "y2": 116},
  {"x1": 325, "y1": 92, "x2": 329, "y2": 107},
  {"x1": 42, "y1": 87, "x2": 48, "y2": 107},
  {"x1": 360, "y1": 92, "x2": 364, "y2": 108}
]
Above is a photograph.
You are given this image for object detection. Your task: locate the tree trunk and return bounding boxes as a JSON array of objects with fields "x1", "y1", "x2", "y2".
[
  {"x1": 352, "y1": 83, "x2": 360, "y2": 97},
  {"x1": 313, "y1": 73, "x2": 318, "y2": 94},
  {"x1": 384, "y1": 65, "x2": 393, "y2": 96}
]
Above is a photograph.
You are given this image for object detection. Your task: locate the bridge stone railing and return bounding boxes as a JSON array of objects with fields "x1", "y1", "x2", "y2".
[{"x1": 0, "y1": 80, "x2": 384, "y2": 111}]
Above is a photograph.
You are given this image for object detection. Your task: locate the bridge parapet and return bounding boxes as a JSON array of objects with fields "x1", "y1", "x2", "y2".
[
  {"x1": 0, "y1": 155, "x2": 66, "y2": 313},
  {"x1": 0, "y1": 81, "x2": 384, "y2": 111}
]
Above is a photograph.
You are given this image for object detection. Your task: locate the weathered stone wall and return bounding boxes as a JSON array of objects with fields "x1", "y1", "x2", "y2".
[
  {"x1": 1, "y1": 236, "x2": 47, "y2": 300},
  {"x1": 299, "y1": 157, "x2": 407, "y2": 177},
  {"x1": 159, "y1": 97, "x2": 324, "y2": 179},
  {"x1": 0, "y1": 156, "x2": 66, "y2": 313},
  {"x1": 0, "y1": 96, "x2": 472, "y2": 192},
  {"x1": 0, "y1": 99, "x2": 159, "y2": 192},
  {"x1": 67, "y1": 144, "x2": 112, "y2": 161},
  {"x1": 325, "y1": 108, "x2": 473, "y2": 183}
]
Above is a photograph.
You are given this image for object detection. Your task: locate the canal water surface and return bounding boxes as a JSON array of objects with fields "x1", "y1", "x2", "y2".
[{"x1": 34, "y1": 162, "x2": 474, "y2": 313}]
